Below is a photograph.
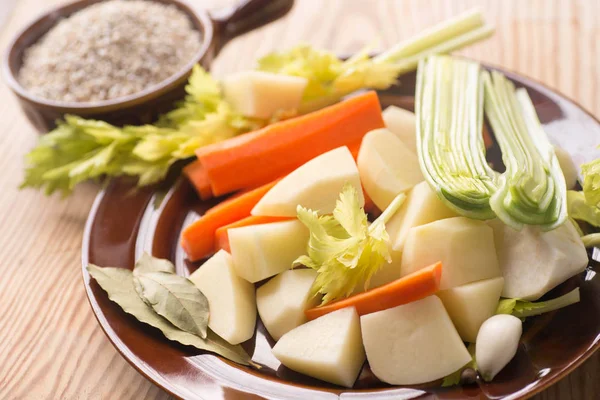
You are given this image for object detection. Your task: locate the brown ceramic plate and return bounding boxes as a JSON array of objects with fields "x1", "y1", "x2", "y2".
[{"x1": 82, "y1": 67, "x2": 600, "y2": 400}]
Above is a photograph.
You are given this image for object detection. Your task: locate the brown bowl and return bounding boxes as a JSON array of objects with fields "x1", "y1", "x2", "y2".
[{"x1": 2, "y1": 0, "x2": 294, "y2": 132}]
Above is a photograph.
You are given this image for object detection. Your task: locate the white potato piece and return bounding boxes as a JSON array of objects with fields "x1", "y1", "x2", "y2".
[
  {"x1": 476, "y1": 314, "x2": 522, "y2": 381},
  {"x1": 437, "y1": 277, "x2": 504, "y2": 343},
  {"x1": 229, "y1": 220, "x2": 309, "y2": 283},
  {"x1": 553, "y1": 145, "x2": 579, "y2": 189},
  {"x1": 222, "y1": 71, "x2": 308, "y2": 119},
  {"x1": 401, "y1": 217, "x2": 501, "y2": 289},
  {"x1": 257, "y1": 269, "x2": 320, "y2": 340},
  {"x1": 385, "y1": 181, "x2": 456, "y2": 253},
  {"x1": 361, "y1": 296, "x2": 470, "y2": 385},
  {"x1": 357, "y1": 128, "x2": 423, "y2": 210},
  {"x1": 272, "y1": 307, "x2": 365, "y2": 387},
  {"x1": 252, "y1": 147, "x2": 364, "y2": 217},
  {"x1": 188, "y1": 250, "x2": 256, "y2": 344},
  {"x1": 382, "y1": 106, "x2": 417, "y2": 153},
  {"x1": 488, "y1": 219, "x2": 588, "y2": 300}
]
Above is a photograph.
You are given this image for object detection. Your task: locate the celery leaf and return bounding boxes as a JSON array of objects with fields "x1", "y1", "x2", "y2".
[{"x1": 294, "y1": 184, "x2": 405, "y2": 304}]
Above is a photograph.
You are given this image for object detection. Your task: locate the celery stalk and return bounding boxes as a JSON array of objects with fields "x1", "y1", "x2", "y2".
[
  {"x1": 582, "y1": 233, "x2": 600, "y2": 248},
  {"x1": 374, "y1": 8, "x2": 489, "y2": 63},
  {"x1": 415, "y1": 56, "x2": 498, "y2": 219},
  {"x1": 391, "y1": 25, "x2": 495, "y2": 75}
]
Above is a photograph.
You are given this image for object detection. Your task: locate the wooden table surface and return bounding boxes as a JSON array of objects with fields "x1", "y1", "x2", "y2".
[{"x1": 1, "y1": 0, "x2": 599, "y2": 399}]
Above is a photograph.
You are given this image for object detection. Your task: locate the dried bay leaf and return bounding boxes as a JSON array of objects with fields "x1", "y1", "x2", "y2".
[
  {"x1": 132, "y1": 253, "x2": 176, "y2": 307},
  {"x1": 87, "y1": 265, "x2": 250, "y2": 365},
  {"x1": 135, "y1": 271, "x2": 209, "y2": 338},
  {"x1": 133, "y1": 252, "x2": 176, "y2": 275}
]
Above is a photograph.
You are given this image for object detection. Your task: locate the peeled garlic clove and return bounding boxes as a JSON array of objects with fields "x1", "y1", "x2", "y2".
[
  {"x1": 476, "y1": 314, "x2": 522, "y2": 381},
  {"x1": 554, "y1": 145, "x2": 579, "y2": 189}
]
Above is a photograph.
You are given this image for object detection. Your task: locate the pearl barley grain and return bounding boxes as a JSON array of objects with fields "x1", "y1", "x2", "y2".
[{"x1": 18, "y1": 0, "x2": 202, "y2": 103}]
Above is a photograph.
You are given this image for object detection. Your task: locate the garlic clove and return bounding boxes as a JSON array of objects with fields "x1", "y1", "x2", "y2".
[{"x1": 476, "y1": 314, "x2": 523, "y2": 381}]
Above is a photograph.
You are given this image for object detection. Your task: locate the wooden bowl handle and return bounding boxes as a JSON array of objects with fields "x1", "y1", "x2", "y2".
[{"x1": 211, "y1": 0, "x2": 294, "y2": 54}]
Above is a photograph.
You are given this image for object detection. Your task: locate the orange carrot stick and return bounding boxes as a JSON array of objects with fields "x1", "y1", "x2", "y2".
[
  {"x1": 183, "y1": 160, "x2": 213, "y2": 200},
  {"x1": 181, "y1": 180, "x2": 279, "y2": 261},
  {"x1": 215, "y1": 215, "x2": 291, "y2": 252},
  {"x1": 305, "y1": 262, "x2": 442, "y2": 320},
  {"x1": 195, "y1": 91, "x2": 384, "y2": 196}
]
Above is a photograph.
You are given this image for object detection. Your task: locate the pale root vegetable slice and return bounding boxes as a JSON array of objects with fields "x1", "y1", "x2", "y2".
[
  {"x1": 222, "y1": 71, "x2": 308, "y2": 119},
  {"x1": 306, "y1": 262, "x2": 442, "y2": 320},
  {"x1": 257, "y1": 269, "x2": 320, "y2": 340},
  {"x1": 215, "y1": 215, "x2": 291, "y2": 252},
  {"x1": 228, "y1": 220, "x2": 309, "y2": 283},
  {"x1": 188, "y1": 250, "x2": 256, "y2": 345},
  {"x1": 361, "y1": 296, "x2": 471, "y2": 385},
  {"x1": 252, "y1": 147, "x2": 364, "y2": 217},
  {"x1": 437, "y1": 277, "x2": 504, "y2": 343},
  {"x1": 487, "y1": 219, "x2": 588, "y2": 300},
  {"x1": 357, "y1": 128, "x2": 423, "y2": 210},
  {"x1": 385, "y1": 181, "x2": 457, "y2": 253},
  {"x1": 272, "y1": 307, "x2": 365, "y2": 387},
  {"x1": 401, "y1": 217, "x2": 501, "y2": 289},
  {"x1": 382, "y1": 105, "x2": 417, "y2": 153}
]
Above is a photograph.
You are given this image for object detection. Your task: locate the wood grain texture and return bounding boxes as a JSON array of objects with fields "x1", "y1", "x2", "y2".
[{"x1": 0, "y1": 0, "x2": 598, "y2": 399}]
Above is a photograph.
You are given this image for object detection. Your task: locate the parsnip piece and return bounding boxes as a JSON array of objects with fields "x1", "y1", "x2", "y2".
[
  {"x1": 222, "y1": 71, "x2": 308, "y2": 119},
  {"x1": 257, "y1": 269, "x2": 319, "y2": 340},
  {"x1": 229, "y1": 220, "x2": 309, "y2": 283},
  {"x1": 382, "y1": 105, "x2": 417, "y2": 153},
  {"x1": 252, "y1": 147, "x2": 363, "y2": 217},
  {"x1": 386, "y1": 181, "x2": 457, "y2": 253},
  {"x1": 357, "y1": 128, "x2": 423, "y2": 210},
  {"x1": 438, "y1": 277, "x2": 504, "y2": 342},
  {"x1": 401, "y1": 217, "x2": 501, "y2": 289},
  {"x1": 272, "y1": 307, "x2": 365, "y2": 387},
  {"x1": 188, "y1": 250, "x2": 256, "y2": 344},
  {"x1": 361, "y1": 296, "x2": 470, "y2": 385}
]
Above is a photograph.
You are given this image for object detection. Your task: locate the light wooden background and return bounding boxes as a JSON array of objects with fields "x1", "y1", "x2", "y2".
[{"x1": 1, "y1": 0, "x2": 599, "y2": 399}]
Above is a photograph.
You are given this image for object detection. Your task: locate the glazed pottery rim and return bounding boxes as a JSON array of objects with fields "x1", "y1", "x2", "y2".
[
  {"x1": 2, "y1": 0, "x2": 214, "y2": 111},
  {"x1": 80, "y1": 61, "x2": 600, "y2": 400}
]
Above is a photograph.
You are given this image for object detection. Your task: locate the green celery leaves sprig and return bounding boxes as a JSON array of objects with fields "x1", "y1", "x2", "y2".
[
  {"x1": 566, "y1": 154, "x2": 600, "y2": 239},
  {"x1": 293, "y1": 184, "x2": 405, "y2": 304},
  {"x1": 21, "y1": 66, "x2": 262, "y2": 196}
]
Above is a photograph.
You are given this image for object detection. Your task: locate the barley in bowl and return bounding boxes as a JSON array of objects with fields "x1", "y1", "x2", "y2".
[{"x1": 18, "y1": 0, "x2": 202, "y2": 103}]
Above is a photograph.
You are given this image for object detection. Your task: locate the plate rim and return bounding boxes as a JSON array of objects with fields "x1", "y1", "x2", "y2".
[{"x1": 81, "y1": 62, "x2": 600, "y2": 400}]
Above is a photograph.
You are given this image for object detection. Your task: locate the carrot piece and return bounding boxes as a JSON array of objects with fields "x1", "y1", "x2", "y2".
[
  {"x1": 215, "y1": 215, "x2": 291, "y2": 252},
  {"x1": 181, "y1": 180, "x2": 279, "y2": 261},
  {"x1": 196, "y1": 91, "x2": 384, "y2": 196},
  {"x1": 305, "y1": 262, "x2": 442, "y2": 320},
  {"x1": 183, "y1": 160, "x2": 213, "y2": 200}
]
